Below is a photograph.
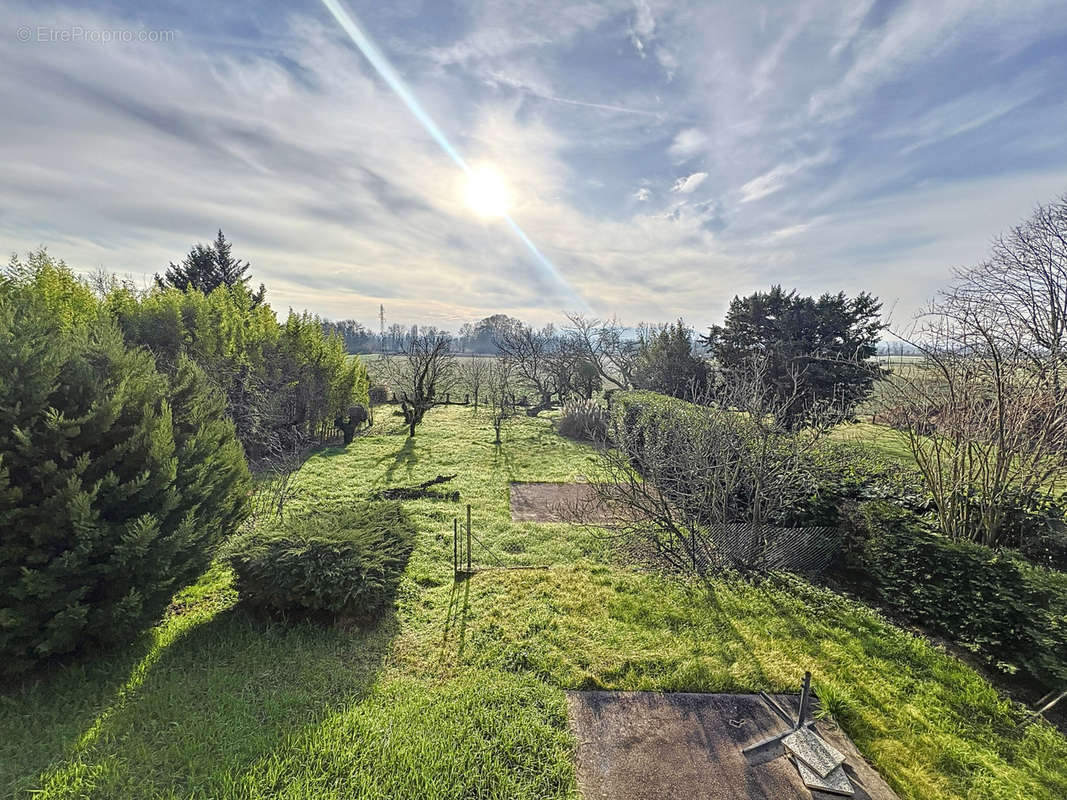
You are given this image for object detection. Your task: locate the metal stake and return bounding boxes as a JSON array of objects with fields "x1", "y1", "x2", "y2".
[
  {"x1": 796, "y1": 671, "x2": 812, "y2": 729},
  {"x1": 742, "y1": 671, "x2": 816, "y2": 759}
]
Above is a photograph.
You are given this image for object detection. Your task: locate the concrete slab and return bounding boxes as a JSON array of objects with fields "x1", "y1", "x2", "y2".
[
  {"x1": 565, "y1": 691, "x2": 899, "y2": 800},
  {"x1": 784, "y1": 728, "x2": 846, "y2": 778},
  {"x1": 510, "y1": 482, "x2": 612, "y2": 523}
]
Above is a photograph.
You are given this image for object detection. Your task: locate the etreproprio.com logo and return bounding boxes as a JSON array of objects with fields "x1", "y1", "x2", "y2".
[{"x1": 16, "y1": 25, "x2": 177, "y2": 44}]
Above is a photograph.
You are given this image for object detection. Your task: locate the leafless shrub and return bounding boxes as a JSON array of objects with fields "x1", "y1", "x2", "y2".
[
  {"x1": 585, "y1": 357, "x2": 833, "y2": 573},
  {"x1": 246, "y1": 433, "x2": 310, "y2": 526},
  {"x1": 557, "y1": 397, "x2": 610, "y2": 443},
  {"x1": 884, "y1": 292, "x2": 1067, "y2": 545}
]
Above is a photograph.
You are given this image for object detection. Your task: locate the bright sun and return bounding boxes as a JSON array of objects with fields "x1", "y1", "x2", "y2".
[{"x1": 465, "y1": 166, "x2": 510, "y2": 218}]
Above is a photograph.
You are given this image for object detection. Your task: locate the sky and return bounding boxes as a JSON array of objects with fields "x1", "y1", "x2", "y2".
[{"x1": 2, "y1": 0, "x2": 1067, "y2": 332}]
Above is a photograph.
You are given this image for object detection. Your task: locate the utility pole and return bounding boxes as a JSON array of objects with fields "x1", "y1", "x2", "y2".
[{"x1": 379, "y1": 303, "x2": 386, "y2": 353}]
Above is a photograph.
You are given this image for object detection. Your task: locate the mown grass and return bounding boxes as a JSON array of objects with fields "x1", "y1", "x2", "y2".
[
  {"x1": 830, "y1": 420, "x2": 915, "y2": 463},
  {"x1": 2, "y1": 405, "x2": 1065, "y2": 799}
]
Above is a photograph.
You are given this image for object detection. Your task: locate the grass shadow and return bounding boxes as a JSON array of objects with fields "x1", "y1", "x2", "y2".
[
  {"x1": 440, "y1": 576, "x2": 472, "y2": 661},
  {"x1": 0, "y1": 628, "x2": 169, "y2": 797},
  {"x1": 380, "y1": 436, "x2": 418, "y2": 484},
  {"x1": 16, "y1": 606, "x2": 398, "y2": 798}
]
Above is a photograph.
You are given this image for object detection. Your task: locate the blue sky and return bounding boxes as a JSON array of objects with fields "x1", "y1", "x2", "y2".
[{"x1": 2, "y1": 0, "x2": 1067, "y2": 330}]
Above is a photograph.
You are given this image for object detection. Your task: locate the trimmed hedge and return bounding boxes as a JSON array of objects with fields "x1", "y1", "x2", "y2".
[
  {"x1": 856, "y1": 500, "x2": 1067, "y2": 687},
  {"x1": 225, "y1": 503, "x2": 416, "y2": 620}
]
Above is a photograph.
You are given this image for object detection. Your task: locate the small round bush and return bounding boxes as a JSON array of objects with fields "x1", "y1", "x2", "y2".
[
  {"x1": 557, "y1": 398, "x2": 609, "y2": 443},
  {"x1": 0, "y1": 289, "x2": 250, "y2": 673},
  {"x1": 224, "y1": 503, "x2": 416, "y2": 620}
]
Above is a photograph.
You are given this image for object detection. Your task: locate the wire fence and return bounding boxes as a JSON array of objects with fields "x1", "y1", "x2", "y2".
[{"x1": 692, "y1": 524, "x2": 843, "y2": 577}]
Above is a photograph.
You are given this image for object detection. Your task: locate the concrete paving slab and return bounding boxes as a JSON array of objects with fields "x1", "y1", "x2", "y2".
[
  {"x1": 795, "y1": 759, "x2": 854, "y2": 796},
  {"x1": 784, "y1": 728, "x2": 846, "y2": 777},
  {"x1": 565, "y1": 691, "x2": 899, "y2": 800}
]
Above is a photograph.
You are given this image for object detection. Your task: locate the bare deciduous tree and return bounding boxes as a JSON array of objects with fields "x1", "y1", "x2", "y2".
[
  {"x1": 884, "y1": 285, "x2": 1067, "y2": 546},
  {"x1": 459, "y1": 356, "x2": 489, "y2": 411},
  {"x1": 565, "y1": 313, "x2": 640, "y2": 390},
  {"x1": 884, "y1": 194, "x2": 1067, "y2": 547},
  {"x1": 380, "y1": 332, "x2": 456, "y2": 437},
  {"x1": 485, "y1": 357, "x2": 516, "y2": 444},
  {"x1": 495, "y1": 322, "x2": 562, "y2": 414},
  {"x1": 954, "y1": 192, "x2": 1067, "y2": 400}
]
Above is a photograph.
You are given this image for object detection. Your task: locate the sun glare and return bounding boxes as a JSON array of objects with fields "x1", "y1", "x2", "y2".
[{"x1": 465, "y1": 166, "x2": 510, "y2": 218}]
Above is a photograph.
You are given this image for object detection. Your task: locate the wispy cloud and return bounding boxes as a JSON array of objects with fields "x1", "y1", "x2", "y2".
[
  {"x1": 1, "y1": 0, "x2": 1066, "y2": 331},
  {"x1": 738, "y1": 151, "x2": 832, "y2": 203}
]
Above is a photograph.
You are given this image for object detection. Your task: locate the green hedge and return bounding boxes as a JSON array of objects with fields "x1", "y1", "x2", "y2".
[
  {"x1": 615, "y1": 391, "x2": 927, "y2": 528},
  {"x1": 225, "y1": 503, "x2": 416, "y2": 620},
  {"x1": 856, "y1": 501, "x2": 1067, "y2": 687}
]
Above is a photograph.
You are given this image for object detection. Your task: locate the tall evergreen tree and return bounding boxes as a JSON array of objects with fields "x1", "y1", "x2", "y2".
[
  {"x1": 156, "y1": 229, "x2": 265, "y2": 306},
  {"x1": 0, "y1": 287, "x2": 250, "y2": 672},
  {"x1": 702, "y1": 286, "x2": 884, "y2": 427},
  {"x1": 632, "y1": 319, "x2": 708, "y2": 399}
]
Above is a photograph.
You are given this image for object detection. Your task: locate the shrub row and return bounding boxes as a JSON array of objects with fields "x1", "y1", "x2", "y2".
[
  {"x1": 224, "y1": 503, "x2": 416, "y2": 620},
  {"x1": 107, "y1": 277, "x2": 368, "y2": 459},
  {"x1": 855, "y1": 500, "x2": 1067, "y2": 687}
]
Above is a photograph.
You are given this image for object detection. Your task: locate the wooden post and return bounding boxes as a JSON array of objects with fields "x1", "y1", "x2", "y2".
[
  {"x1": 466, "y1": 504, "x2": 472, "y2": 575},
  {"x1": 453, "y1": 518, "x2": 458, "y2": 577}
]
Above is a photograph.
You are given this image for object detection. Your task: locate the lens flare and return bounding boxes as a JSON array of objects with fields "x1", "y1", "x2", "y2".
[{"x1": 317, "y1": 0, "x2": 586, "y2": 309}]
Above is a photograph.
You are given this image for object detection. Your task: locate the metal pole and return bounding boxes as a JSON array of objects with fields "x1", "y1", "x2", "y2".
[
  {"x1": 453, "y1": 518, "x2": 458, "y2": 577},
  {"x1": 796, "y1": 671, "x2": 812, "y2": 730},
  {"x1": 1021, "y1": 690, "x2": 1066, "y2": 728},
  {"x1": 466, "y1": 504, "x2": 472, "y2": 574}
]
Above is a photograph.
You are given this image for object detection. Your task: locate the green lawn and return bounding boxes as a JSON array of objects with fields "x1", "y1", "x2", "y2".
[
  {"x1": 830, "y1": 420, "x2": 915, "y2": 463},
  {"x1": 2, "y1": 406, "x2": 1065, "y2": 799}
]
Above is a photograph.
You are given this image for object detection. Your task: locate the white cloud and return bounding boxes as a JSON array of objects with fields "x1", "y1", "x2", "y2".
[
  {"x1": 671, "y1": 172, "x2": 708, "y2": 193},
  {"x1": 633, "y1": 187, "x2": 651, "y2": 201},
  {"x1": 739, "y1": 151, "x2": 832, "y2": 203},
  {"x1": 667, "y1": 128, "x2": 707, "y2": 161},
  {"x1": 629, "y1": 0, "x2": 656, "y2": 56}
]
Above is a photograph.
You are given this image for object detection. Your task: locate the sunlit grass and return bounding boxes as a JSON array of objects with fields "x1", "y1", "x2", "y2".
[
  {"x1": 829, "y1": 420, "x2": 915, "y2": 463},
  {"x1": 2, "y1": 405, "x2": 1064, "y2": 799}
]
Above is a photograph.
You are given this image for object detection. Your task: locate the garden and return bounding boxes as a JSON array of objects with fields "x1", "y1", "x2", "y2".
[{"x1": 3, "y1": 202, "x2": 1067, "y2": 799}]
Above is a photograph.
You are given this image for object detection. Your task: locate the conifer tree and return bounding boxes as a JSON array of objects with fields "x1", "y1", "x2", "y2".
[
  {"x1": 156, "y1": 229, "x2": 266, "y2": 306},
  {"x1": 0, "y1": 287, "x2": 250, "y2": 673}
]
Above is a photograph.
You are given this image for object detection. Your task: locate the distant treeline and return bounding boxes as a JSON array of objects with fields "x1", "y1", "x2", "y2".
[{"x1": 321, "y1": 313, "x2": 523, "y2": 354}]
